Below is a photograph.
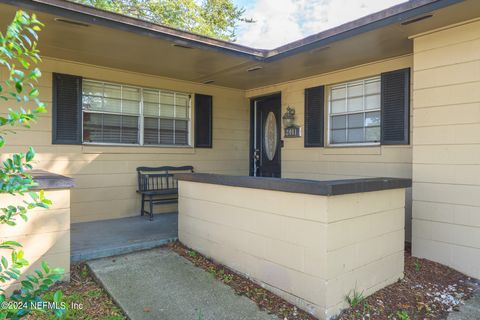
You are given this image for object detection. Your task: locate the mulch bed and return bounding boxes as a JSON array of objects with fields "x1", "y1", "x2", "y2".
[
  {"x1": 23, "y1": 243, "x2": 477, "y2": 320},
  {"x1": 26, "y1": 264, "x2": 126, "y2": 320},
  {"x1": 338, "y1": 246, "x2": 477, "y2": 320},
  {"x1": 170, "y1": 241, "x2": 478, "y2": 320}
]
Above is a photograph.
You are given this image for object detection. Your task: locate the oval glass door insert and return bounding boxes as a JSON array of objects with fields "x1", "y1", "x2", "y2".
[{"x1": 264, "y1": 112, "x2": 278, "y2": 161}]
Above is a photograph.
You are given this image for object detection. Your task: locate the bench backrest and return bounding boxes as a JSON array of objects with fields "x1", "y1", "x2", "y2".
[{"x1": 136, "y1": 166, "x2": 194, "y2": 192}]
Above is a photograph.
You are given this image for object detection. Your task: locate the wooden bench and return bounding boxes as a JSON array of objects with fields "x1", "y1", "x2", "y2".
[{"x1": 136, "y1": 166, "x2": 194, "y2": 220}]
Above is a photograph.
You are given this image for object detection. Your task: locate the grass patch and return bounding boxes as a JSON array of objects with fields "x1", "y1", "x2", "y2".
[{"x1": 346, "y1": 288, "x2": 365, "y2": 308}]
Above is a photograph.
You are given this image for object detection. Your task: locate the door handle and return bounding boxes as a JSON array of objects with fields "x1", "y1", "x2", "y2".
[
  {"x1": 252, "y1": 148, "x2": 261, "y2": 176},
  {"x1": 253, "y1": 149, "x2": 260, "y2": 161},
  {"x1": 254, "y1": 149, "x2": 260, "y2": 161}
]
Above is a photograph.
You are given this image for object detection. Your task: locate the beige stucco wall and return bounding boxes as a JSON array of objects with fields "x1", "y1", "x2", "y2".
[
  {"x1": 0, "y1": 57, "x2": 249, "y2": 223},
  {"x1": 178, "y1": 180, "x2": 405, "y2": 319},
  {"x1": 412, "y1": 18, "x2": 480, "y2": 279},
  {"x1": 246, "y1": 55, "x2": 414, "y2": 240},
  {"x1": 0, "y1": 188, "x2": 71, "y2": 293}
]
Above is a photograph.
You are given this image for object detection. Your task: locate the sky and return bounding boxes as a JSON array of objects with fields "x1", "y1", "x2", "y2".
[{"x1": 234, "y1": 0, "x2": 407, "y2": 49}]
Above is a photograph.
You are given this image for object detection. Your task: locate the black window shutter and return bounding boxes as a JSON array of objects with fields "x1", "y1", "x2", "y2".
[
  {"x1": 52, "y1": 73, "x2": 82, "y2": 144},
  {"x1": 381, "y1": 68, "x2": 410, "y2": 145},
  {"x1": 194, "y1": 94, "x2": 213, "y2": 148},
  {"x1": 304, "y1": 85, "x2": 325, "y2": 147}
]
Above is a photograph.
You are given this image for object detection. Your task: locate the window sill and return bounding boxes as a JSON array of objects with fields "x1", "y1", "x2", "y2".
[
  {"x1": 326, "y1": 142, "x2": 380, "y2": 148},
  {"x1": 81, "y1": 144, "x2": 195, "y2": 154},
  {"x1": 323, "y1": 143, "x2": 381, "y2": 155}
]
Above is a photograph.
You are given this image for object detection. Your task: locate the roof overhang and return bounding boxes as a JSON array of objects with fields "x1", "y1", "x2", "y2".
[{"x1": 0, "y1": 0, "x2": 479, "y2": 89}]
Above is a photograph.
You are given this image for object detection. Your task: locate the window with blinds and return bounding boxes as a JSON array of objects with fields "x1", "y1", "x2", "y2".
[
  {"x1": 82, "y1": 80, "x2": 191, "y2": 146},
  {"x1": 328, "y1": 76, "x2": 381, "y2": 145}
]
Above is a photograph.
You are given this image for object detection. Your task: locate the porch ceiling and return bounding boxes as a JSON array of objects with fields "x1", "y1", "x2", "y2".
[{"x1": 0, "y1": 0, "x2": 479, "y2": 90}]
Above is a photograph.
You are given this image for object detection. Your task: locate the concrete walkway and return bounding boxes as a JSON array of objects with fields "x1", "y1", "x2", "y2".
[
  {"x1": 71, "y1": 213, "x2": 178, "y2": 262},
  {"x1": 448, "y1": 289, "x2": 480, "y2": 320},
  {"x1": 87, "y1": 248, "x2": 277, "y2": 320}
]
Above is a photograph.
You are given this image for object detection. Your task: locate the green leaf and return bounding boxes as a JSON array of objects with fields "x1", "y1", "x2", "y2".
[
  {"x1": 21, "y1": 280, "x2": 33, "y2": 290},
  {"x1": 34, "y1": 269, "x2": 44, "y2": 278},
  {"x1": 52, "y1": 267, "x2": 64, "y2": 274},
  {"x1": 29, "y1": 192, "x2": 39, "y2": 200},
  {"x1": 53, "y1": 308, "x2": 64, "y2": 318},
  {"x1": 15, "y1": 81, "x2": 22, "y2": 94},
  {"x1": 18, "y1": 57, "x2": 30, "y2": 69},
  {"x1": 41, "y1": 261, "x2": 50, "y2": 274},
  {"x1": 29, "y1": 88, "x2": 39, "y2": 97},
  {"x1": 25, "y1": 147, "x2": 35, "y2": 162},
  {"x1": 1, "y1": 257, "x2": 7, "y2": 269},
  {"x1": 53, "y1": 290, "x2": 62, "y2": 303},
  {"x1": 1, "y1": 241, "x2": 22, "y2": 247},
  {"x1": 28, "y1": 68, "x2": 41, "y2": 79},
  {"x1": 11, "y1": 251, "x2": 17, "y2": 264},
  {"x1": 47, "y1": 273, "x2": 62, "y2": 281},
  {"x1": 4, "y1": 270, "x2": 18, "y2": 280},
  {"x1": 26, "y1": 275, "x2": 38, "y2": 284}
]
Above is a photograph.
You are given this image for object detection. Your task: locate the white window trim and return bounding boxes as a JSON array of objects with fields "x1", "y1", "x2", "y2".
[
  {"x1": 326, "y1": 76, "x2": 381, "y2": 147},
  {"x1": 81, "y1": 79, "x2": 192, "y2": 147}
]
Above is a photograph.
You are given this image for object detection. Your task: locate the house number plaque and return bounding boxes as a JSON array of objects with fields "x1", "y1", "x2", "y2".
[{"x1": 284, "y1": 126, "x2": 302, "y2": 138}]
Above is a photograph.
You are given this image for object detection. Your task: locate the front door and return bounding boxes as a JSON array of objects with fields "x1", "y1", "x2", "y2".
[{"x1": 251, "y1": 94, "x2": 281, "y2": 177}]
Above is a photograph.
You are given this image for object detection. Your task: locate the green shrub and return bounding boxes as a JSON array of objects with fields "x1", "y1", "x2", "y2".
[{"x1": 0, "y1": 10, "x2": 64, "y2": 319}]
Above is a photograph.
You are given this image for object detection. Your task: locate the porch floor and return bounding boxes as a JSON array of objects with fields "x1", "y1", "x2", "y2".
[{"x1": 71, "y1": 212, "x2": 178, "y2": 263}]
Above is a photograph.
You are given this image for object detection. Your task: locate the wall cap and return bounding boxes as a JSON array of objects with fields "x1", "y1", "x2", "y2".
[
  {"x1": 175, "y1": 173, "x2": 411, "y2": 196},
  {"x1": 28, "y1": 170, "x2": 74, "y2": 190}
]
